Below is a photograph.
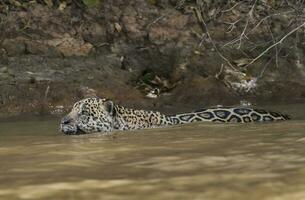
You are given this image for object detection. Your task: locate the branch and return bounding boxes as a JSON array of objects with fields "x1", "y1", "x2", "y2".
[
  {"x1": 194, "y1": 6, "x2": 237, "y2": 71},
  {"x1": 245, "y1": 22, "x2": 305, "y2": 68},
  {"x1": 236, "y1": 0, "x2": 258, "y2": 49},
  {"x1": 266, "y1": 20, "x2": 279, "y2": 68},
  {"x1": 223, "y1": 0, "x2": 257, "y2": 48},
  {"x1": 223, "y1": 10, "x2": 294, "y2": 48}
]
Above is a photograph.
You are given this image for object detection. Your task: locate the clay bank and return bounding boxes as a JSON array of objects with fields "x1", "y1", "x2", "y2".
[{"x1": 0, "y1": 0, "x2": 305, "y2": 117}]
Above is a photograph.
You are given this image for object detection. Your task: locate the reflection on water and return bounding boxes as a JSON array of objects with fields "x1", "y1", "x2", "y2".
[{"x1": 0, "y1": 105, "x2": 305, "y2": 200}]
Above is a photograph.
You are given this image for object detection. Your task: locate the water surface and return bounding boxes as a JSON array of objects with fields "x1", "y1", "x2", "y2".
[{"x1": 0, "y1": 105, "x2": 305, "y2": 200}]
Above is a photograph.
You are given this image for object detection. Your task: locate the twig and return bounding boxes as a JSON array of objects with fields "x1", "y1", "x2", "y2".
[
  {"x1": 237, "y1": 0, "x2": 258, "y2": 49},
  {"x1": 96, "y1": 42, "x2": 110, "y2": 47},
  {"x1": 258, "y1": 58, "x2": 273, "y2": 79},
  {"x1": 245, "y1": 22, "x2": 305, "y2": 67},
  {"x1": 198, "y1": 33, "x2": 207, "y2": 47},
  {"x1": 224, "y1": 19, "x2": 241, "y2": 33},
  {"x1": 194, "y1": 6, "x2": 237, "y2": 71},
  {"x1": 44, "y1": 85, "x2": 50, "y2": 100},
  {"x1": 146, "y1": 3, "x2": 184, "y2": 29},
  {"x1": 247, "y1": 10, "x2": 294, "y2": 35},
  {"x1": 221, "y1": 2, "x2": 241, "y2": 13},
  {"x1": 266, "y1": 20, "x2": 279, "y2": 68},
  {"x1": 223, "y1": 10, "x2": 294, "y2": 48},
  {"x1": 147, "y1": 15, "x2": 166, "y2": 29},
  {"x1": 248, "y1": 40, "x2": 273, "y2": 52},
  {"x1": 215, "y1": 64, "x2": 224, "y2": 79}
]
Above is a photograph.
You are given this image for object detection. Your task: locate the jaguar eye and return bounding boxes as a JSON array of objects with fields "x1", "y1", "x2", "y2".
[
  {"x1": 81, "y1": 110, "x2": 90, "y2": 115},
  {"x1": 61, "y1": 117, "x2": 71, "y2": 125}
]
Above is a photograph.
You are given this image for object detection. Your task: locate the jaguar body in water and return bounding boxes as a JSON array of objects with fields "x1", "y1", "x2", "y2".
[{"x1": 60, "y1": 97, "x2": 290, "y2": 135}]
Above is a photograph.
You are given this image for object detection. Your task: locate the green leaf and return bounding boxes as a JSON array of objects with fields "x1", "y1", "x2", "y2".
[{"x1": 82, "y1": 0, "x2": 101, "y2": 7}]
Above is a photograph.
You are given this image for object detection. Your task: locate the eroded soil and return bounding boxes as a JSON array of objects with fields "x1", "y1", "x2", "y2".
[{"x1": 1, "y1": 1, "x2": 305, "y2": 116}]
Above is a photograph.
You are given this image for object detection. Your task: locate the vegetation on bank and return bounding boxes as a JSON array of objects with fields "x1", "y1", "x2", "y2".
[
  {"x1": 0, "y1": 0, "x2": 100, "y2": 9},
  {"x1": 0, "y1": 0, "x2": 305, "y2": 115},
  {"x1": 2, "y1": 0, "x2": 304, "y2": 90}
]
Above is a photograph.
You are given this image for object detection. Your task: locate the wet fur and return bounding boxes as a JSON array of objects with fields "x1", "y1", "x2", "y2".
[{"x1": 60, "y1": 98, "x2": 290, "y2": 135}]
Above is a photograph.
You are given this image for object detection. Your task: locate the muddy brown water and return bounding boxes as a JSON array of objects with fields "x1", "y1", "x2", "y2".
[{"x1": 0, "y1": 104, "x2": 305, "y2": 200}]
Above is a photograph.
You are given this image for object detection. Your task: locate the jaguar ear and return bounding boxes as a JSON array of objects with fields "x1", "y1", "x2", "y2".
[{"x1": 104, "y1": 100, "x2": 116, "y2": 116}]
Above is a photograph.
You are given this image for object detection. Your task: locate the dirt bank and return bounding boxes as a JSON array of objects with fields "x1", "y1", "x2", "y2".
[{"x1": 0, "y1": 0, "x2": 305, "y2": 116}]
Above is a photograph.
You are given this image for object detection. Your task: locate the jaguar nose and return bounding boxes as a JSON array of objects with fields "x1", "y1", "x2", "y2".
[{"x1": 61, "y1": 116, "x2": 72, "y2": 125}]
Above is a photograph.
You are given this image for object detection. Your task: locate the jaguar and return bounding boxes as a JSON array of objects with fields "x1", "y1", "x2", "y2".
[{"x1": 60, "y1": 97, "x2": 290, "y2": 135}]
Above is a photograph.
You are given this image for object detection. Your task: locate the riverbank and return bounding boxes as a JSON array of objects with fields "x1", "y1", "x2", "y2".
[{"x1": 1, "y1": 1, "x2": 305, "y2": 116}]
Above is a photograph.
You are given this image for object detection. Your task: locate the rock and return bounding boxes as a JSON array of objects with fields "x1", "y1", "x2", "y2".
[
  {"x1": 122, "y1": 15, "x2": 147, "y2": 41},
  {"x1": 148, "y1": 11, "x2": 189, "y2": 45},
  {"x1": 25, "y1": 41, "x2": 62, "y2": 57},
  {"x1": 46, "y1": 35, "x2": 94, "y2": 57},
  {"x1": 168, "y1": 75, "x2": 238, "y2": 106},
  {"x1": 50, "y1": 105, "x2": 65, "y2": 115},
  {"x1": 0, "y1": 66, "x2": 14, "y2": 82},
  {"x1": 170, "y1": 63, "x2": 188, "y2": 83},
  {"x1": 0, "y1": 48, "x2": 8, "y2": 63},
  {"x1": 0, "y1": 70, "x2": 13, "y2": 81},
  {"x1": 0, "y1": 66, "x2": 8, "y2": 73},
  {"x1": 2, "y1": 39, "x2": 25, "y2": 56},
  {"x1": 78, "y1": 86, "x2": 98, "y2": 98},
  {"x1": 81, "y1": 23, "x2": 107, "y2": 47}
]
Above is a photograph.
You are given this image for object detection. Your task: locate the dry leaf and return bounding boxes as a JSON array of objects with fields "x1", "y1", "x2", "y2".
[
  {"x1": 9, "y1": 0, "x2": 22, "y2": 7},
  {"x1": 58, "y1": 1, "x2": 67, "y2": 11},
  {"x1": 114, "y1": 23, "x2": 122, "y2": 33},
  {"x1": 43, "y1": 0, "x2": 53, "y2": 7}
]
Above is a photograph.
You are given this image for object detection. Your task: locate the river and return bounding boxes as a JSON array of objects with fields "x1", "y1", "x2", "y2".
[{"x1": 0, "y1": 104, "x2": 305, "y2": 200}]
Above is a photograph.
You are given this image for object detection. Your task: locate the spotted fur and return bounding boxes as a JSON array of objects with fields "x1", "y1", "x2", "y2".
[{"x1": 60, "y1": 97, "x2": 290, "y2": 135}]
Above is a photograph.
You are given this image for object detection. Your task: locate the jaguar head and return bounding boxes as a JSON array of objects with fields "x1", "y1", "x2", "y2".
[{"x1": 60, "y1": 98, "x2": 116, "y2": 135}]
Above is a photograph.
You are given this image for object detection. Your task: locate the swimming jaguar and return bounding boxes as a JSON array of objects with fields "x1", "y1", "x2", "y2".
[{"x1": 59, "y1": 97, "x2": 290, "y2": 135}]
